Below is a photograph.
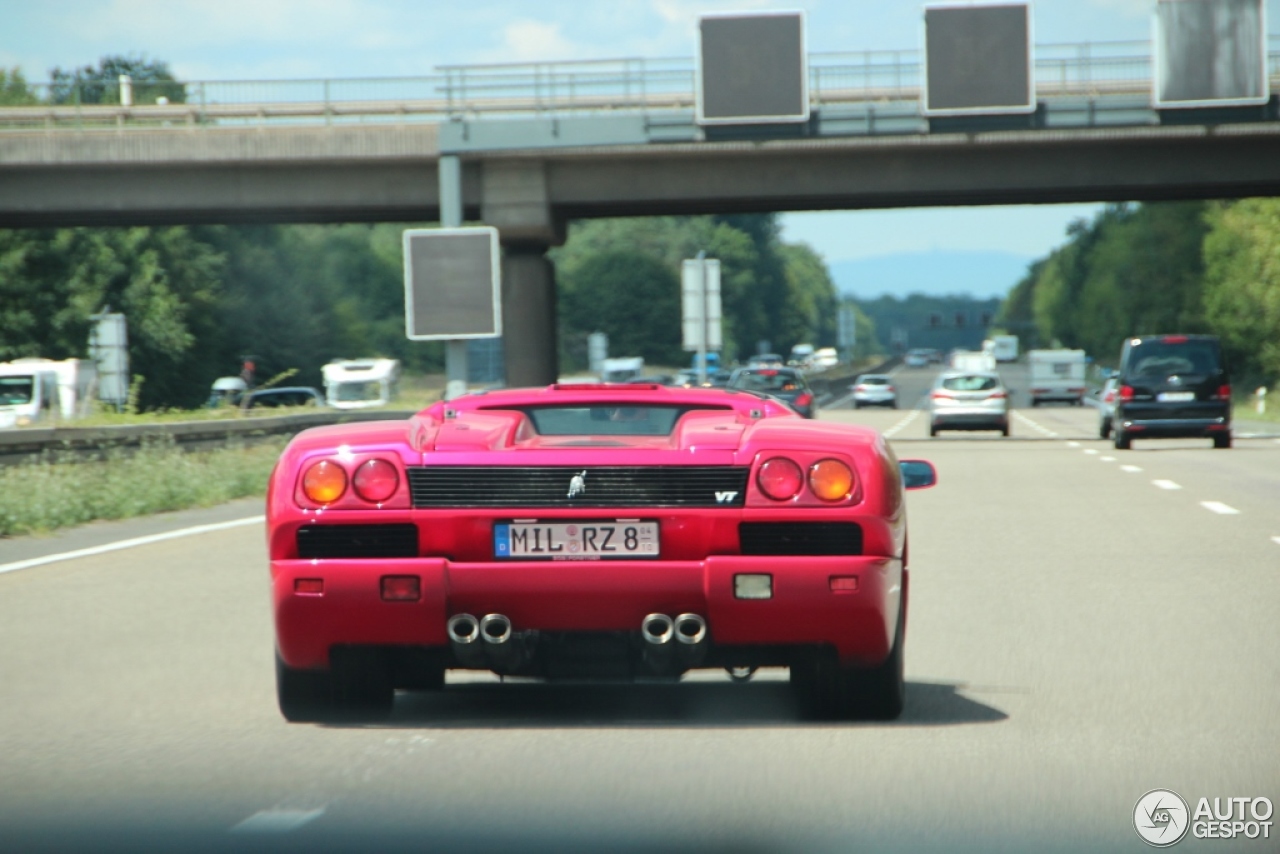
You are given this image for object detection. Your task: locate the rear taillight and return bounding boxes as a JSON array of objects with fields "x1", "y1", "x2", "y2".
[
  {"x1": 1120, "y1": 385, "x2": 1134, "y2": 402},
  {"x1": 988, "y1": 390, "x2": 1007, "y2": 399},
  {"x1": 302, "y1": 460, "x2": 347, "y2": 504},
  {"x1": 1214, "y1": 384, "x2": 1231, "y2": 401},
  {"x1": 794, "y1": 392, "x2": 813, "y2": 407},
  {"x1": 1162, "y1": 335, "x2": 1188, "y2": 344},
  {"x1": 930, "y1": 390, "x2": 952, "y2": 400},
  {"x1": 757, "y1": 458, "x2": 803, "y2": 501},
  {"x1": 353, "y1": 459, "x2": 399, "y2": 503},
  {"x1": 808, "y1": 459, "x2": 856, "y2": 502},
  {"x1": 886, "y1": 386, "x2": 895, "y2": 393}
]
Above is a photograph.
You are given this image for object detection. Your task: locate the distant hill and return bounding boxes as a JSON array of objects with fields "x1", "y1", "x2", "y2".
[{"x1": 828, "y1": 250, "x2": 1034, "y2": 300}]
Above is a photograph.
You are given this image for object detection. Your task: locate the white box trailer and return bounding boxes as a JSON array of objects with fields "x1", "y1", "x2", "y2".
[
  {"x1": 1028, "y1": 349, "x2": 1087, "y2": 406},
  {"x1": 0, "y1": 358, "x2": 97, "y2": 427},
  {"x1": 950, "y1": 350, "x2": 996, "y2": 373},
  {"x1": 322, "y1": 358, "x2": 400, "y2": 410}
]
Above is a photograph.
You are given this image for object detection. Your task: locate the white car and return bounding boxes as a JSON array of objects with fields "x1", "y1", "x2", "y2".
[
  {"x1": 851, "y1": 374, "x2": 897, "y2": 409},
  {"x1": 929, "y1": 371, "x2": 1009, "y2": 437}
]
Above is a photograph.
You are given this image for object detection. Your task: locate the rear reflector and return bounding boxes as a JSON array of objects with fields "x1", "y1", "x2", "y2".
[
  {"x1": 1162, "y1": 335, "x2": 1188, "y2": 344},
  {"x1": 829, "y1": 576, "x2": 859, "y2": 593},
  {"x1": 734, "y1": 574, "x2": 773, "y2": 599},
  {"x1": 294, "y1": 578, "x2": 324, "y2": 596},
  {"x1": 380, "y1": 575, "x2": 421, "y2": 601}
]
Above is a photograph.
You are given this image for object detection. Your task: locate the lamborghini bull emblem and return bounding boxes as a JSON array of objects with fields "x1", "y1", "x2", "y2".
[{"x1": 567, "y1": 470, "x2": 588, "y2": 498}]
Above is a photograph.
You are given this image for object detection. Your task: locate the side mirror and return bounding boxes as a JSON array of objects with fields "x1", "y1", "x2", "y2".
[{"x1": 899, "y1": 459, "x2": 938, "y2": 490}]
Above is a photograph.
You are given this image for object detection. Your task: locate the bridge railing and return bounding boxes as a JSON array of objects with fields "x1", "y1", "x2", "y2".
[{"x1": 3, "y1": 37, "x2": 1277, "y2": 132}]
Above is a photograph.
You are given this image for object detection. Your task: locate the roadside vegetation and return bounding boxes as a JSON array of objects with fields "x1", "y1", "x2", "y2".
[{"x1": 0, "y1": 437, "x2": 285, "y2": 538}]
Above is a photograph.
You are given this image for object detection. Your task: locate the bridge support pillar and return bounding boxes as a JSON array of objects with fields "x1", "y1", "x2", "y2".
[
  {"x1": 482, "y1": 161, "x2": 564, "y2": 388},
  {"x1": 501, "y1": 246, "x2": 559, "y2": 387}
]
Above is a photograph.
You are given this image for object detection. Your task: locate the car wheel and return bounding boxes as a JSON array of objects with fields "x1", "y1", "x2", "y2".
[
  {"x1": 929, "y1": 425, "x2": 939, "y2": 437},
  {"x1": 1113, "y1": 428, "x2": 1131, "y2": 450},
  {"x1": 1030, "y1": 399, "x2": 1039, "y2": 408},
  {"x1": 1099, "y1": 417, "x2": 1111, "y2": 439},
  {"x1": 276, "y1": 654, "x2": 335, "y2": 723},
  {"x1": 791, "y1": 607, "x2": 905, "y2": 721},
  {"x1": 1213, "y1": 432, "x2": 1232, "y2": 449},
  {"x1": 1000, "y1": 423, "x2": 1009, "y2": 437}
]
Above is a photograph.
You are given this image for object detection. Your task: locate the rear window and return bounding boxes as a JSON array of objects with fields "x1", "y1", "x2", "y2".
[
  {"x1": 512, "y1": 404, "x2": 730, "y2": 436},
  {"x1": 731, "y1": 371, "x2": 807, "y2": 393},
  {"x1": 1125, "y1": 339, "x2": 1220, "y2": 378},
  {"x1": 0, "y1": 377, "x2": 34, "y2": 405},
  {"x1": 940, "y1": 375, "x2": 999, "y2": 392},
  {"x1": 858, "y1": 376, "x2": 890, "y2": 386}
]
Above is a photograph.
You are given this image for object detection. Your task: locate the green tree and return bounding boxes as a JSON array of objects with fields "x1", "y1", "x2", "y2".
[
  {"x1": 0, "y1": 67, "x2": 38, "y2": 106},
  {"x1": 559, "y1": 250, "x2": 682, "y2": 368},
  {"x1": 49, "y1": 55, "x2": 185, "y2": 105},
  {"x1": 1203, "y1": 199, "x2": 1280, "y2": 383}
]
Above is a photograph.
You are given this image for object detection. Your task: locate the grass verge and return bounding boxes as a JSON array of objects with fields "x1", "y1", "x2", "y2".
[{"x1": 0, "y1": 437, "x2": 285, "y2": 538}]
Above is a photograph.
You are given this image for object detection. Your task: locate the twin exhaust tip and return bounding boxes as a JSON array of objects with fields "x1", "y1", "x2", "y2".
[
  {"x1": 447, "y1": 612, "x2": 516, "y2": 646},
  {"x1": 450, "y1": 612, "x2": 708, "y2": 647},
  {"x1": 642, "y1": 612, "x2": 707, "y2": 646}
]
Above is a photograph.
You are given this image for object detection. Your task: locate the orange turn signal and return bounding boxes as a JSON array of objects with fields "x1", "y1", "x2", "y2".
[
  {"x1": 302, "y1": 460, "x2": 347, "y2": 504},
  {"x1": 808, "y1": 459, "x2": 854, "y2": 501}
]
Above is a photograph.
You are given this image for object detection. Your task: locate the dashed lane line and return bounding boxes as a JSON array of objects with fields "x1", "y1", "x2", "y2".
[
  {"x1": 1120, "y1": 465, "x2": 1142, "y2": 473},
  {"x1": 1100, "y1": 456, "x2": 1116, "y2": 462},
  {"x1": 883, "y1": 409, "x2": 921, "y2": 439},
  {"x1": 1272, "y1": 537, "x2": 1280, "y2": 547},
  {"x1": 1152, "y1": 480, "x2": 1182, "y2": 491},
  {"x1": 1200, "y1": 501, "x2": 1241, "y2": 515},
  {"x1": 1083, "y1": 449, "x2": 1098, "y2": 456},
  {"x1": 0, "y1": 516, "x2": 266, "y2": 576},
  {"x1": 231, "y1": 808, "x2": 326, "y2": 834},
  {"x1": 1012, "y1": 412, "x2": 1058, "y2": 438}
]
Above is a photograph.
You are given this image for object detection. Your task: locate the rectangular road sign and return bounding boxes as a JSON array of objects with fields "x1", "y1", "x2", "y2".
[
  {"x1": 682, "y1": 258, "x2": 722, "y2": 351},
  {"x1": 1154, "y1": 0, "x2": 1268, "y2": 108},
  {"x1": 697, "y1": 11, "x2": 809, "y2": 125},
  {"x1": 403, "y1": 227, "x2": 502, "y2": 341},
  {"x1": 923, "y1": 2, "x2": 1034, "y2": 116}
]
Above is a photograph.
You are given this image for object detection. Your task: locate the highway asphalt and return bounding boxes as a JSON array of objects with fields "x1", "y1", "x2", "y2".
[{"x1": 1, "y1": 377, "x2": 1277, "y2": 852}]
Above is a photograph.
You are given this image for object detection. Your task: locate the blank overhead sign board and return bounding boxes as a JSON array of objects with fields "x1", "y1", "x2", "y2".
[
  {"x1": 1154, "y1": 0, "x2": 1268, "y2": 108},
  {"x1": 923, "y1": 2, "x2": 1034, "y2": 116},
  {"x1": 403, "y1": 227, "x2": 502, "y2": 341},
  {"x1": 697, "y1": 11, "x2": 808, "y2": 125}
]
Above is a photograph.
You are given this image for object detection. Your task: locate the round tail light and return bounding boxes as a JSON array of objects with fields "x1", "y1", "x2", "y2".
[
  {"x1": 302, "y1": 460, "x2": 347, "y2": 504},
  {"x1": 808, "y1": 459, "x2": 855, "y2": 501},
  {"x1": 353, "y1": 459, "x2": 399, "y2": 503},
  {"x1": 757, "y1": 457, "x2": 803, "y2": 501}
]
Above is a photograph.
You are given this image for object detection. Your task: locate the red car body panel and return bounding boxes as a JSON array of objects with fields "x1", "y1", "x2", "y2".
[{"x1": 267, "y1": 385, "x2": 920, "y2": 675}]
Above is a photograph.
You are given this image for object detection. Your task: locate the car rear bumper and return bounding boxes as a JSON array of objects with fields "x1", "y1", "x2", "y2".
[
  {"x1": 272, "y1": 555, "x2": 903, "y2": 671},
  {"x1": 931, "y1": 409, "x2": 1007, "y2": 428},
  {"x1": 1120, "y1": 416, "x2": 1230, "y2": 437}
]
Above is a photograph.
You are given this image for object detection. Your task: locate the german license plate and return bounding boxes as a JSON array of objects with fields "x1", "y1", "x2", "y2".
[
  {"x1": 1157, "y1": 391, "x2": 1195, "y2": 402},
  {"x1": 494, "y1": 520, "x2": 659, "y2": 560}
]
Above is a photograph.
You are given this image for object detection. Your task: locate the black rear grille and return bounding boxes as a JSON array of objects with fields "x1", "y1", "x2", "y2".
[
  {"x1": 296, "y1": 524, "x2": 419, "y2": 559},
  {"x1": 407, "y1": 466, "x2": 749, "y2": 508},
  {"x1": 739, "y1": 522, "x2": 863, "y2": 556}
]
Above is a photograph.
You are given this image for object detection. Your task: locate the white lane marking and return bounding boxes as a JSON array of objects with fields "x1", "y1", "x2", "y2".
[
  {"x1": 231, "y1": 808, "x2": 325, "y2": 834},
  {"x1": 883, "y1": 409, "x2": 921, "y2": 439},
  {"x1": 0, "y1": 516, "x2": 265, "y2": 576},
  {"x1": 1011, "y1": 412, "x2": 1057, "y2": 437},
  {"x1": 1083, "y1": 449, "x2": 1099, "y2": 456},
  {"x1": 1067, "y1": 441, "x2": 1081, "y2": 448},
  {"x1": 1100, "y1": 456, "x2": 1116, "y2": 462},
  {"x1": 1120, "y1": 465, "x2": 1143, "y2": 473},
  {"x1": 1272, "y1": 537, "x2": 1280, "y2": 546},
  {"x1": 1152, "y1": 480, "x2": 1182, "y2": 490},
  {"x1": 1200, "y1": 501, "x2": 1240, "y2": 515}
]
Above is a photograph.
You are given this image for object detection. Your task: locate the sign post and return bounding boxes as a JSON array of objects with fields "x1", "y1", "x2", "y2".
[{"x1": 682, "y1": 254, "x2": 722, "y2": 385}]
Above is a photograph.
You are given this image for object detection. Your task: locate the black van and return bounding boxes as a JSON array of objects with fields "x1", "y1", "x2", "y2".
[{"x1": 1112, "y1": 334, "x2": 1231, "y2": 450}]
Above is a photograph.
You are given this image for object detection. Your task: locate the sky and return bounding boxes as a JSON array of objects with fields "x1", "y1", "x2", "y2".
[{"x1": 4, "y1": 0, "x2": 1275, "y2": 297}]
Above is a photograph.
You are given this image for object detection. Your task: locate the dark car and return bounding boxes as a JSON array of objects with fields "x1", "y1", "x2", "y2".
[
  {"x1": 1111, "y1": 334, "x2": 1231, "y2": 450},
  {"x1": 727, "y1": 367, "x2": 816, "y2": 418},
  {"x1": 244, "y1": 387, "x2": 326, "y2": 409}
]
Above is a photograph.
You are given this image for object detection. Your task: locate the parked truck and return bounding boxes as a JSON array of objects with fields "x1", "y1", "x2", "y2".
[
  {"x1": 0, "y1": 358, "x2": 97, "y2": 428},
  {"x1": 601, "y1": 356, "x2": 645, "y2": 383},
  {"x1": 987, "y1": 335, "x2": 1019, "y2": 363},
  {"x1": 1027, "y1": 349, "x2": 1087, "y2": 406}
]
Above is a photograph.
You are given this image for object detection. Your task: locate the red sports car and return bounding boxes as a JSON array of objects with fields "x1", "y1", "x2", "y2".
[{"x1": 267, "y1": 383, "x2": 936, "y2": 722}]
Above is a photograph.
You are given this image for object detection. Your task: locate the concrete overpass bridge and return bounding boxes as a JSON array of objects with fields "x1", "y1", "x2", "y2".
[{"x1": 3, "y1": 41, "x2": 1280, "y2": 384}]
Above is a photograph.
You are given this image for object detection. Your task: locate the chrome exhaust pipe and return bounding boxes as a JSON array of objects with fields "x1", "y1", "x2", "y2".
[
  {"x1": 447, "y1": 613, "x2": 485, "y2": 668},
  {"x1": 673, "y1": 613, "x2": 707, "y2": 646},
  {"x1": 641, "y1": 613, "x2": 675, "y2": 646},
  {"x1": 480, "y1": 613, "x2": 513, "y2": 645}
]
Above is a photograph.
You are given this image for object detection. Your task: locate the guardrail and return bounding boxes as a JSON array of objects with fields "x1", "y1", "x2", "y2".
[
  {"x1": 3, "y1": 38, "x2": 1276, "y2": 132},
  {"x1": 0, "y1": 409, "x2": 418, "y2": 467}
]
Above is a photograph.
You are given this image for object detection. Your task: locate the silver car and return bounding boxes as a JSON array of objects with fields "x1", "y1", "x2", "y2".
[
  {"x1": 929, "y1": 371, "x2": 1009, "y2": 437},
  {"x1": 851, "y1": 374, "x2": 897, "y2": 409}
]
